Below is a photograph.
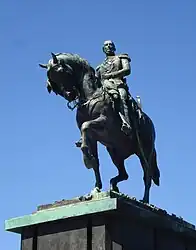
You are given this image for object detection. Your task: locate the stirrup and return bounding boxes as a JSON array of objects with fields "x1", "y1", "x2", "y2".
[{"x1": 121, "y1": 123, "x2": 132, "y2": 136}]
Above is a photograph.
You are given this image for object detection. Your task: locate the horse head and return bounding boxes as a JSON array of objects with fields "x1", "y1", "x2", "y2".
[{"x1": 39, "y1": 53, "x2": 78, "y2": 102}]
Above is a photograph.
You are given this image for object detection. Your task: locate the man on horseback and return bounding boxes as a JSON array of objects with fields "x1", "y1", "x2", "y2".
[{"x1": 96, "y1": 40, "x2": 132, "y2": 135}]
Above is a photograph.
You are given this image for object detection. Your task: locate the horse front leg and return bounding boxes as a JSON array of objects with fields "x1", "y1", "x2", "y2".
[
  {"x1": 80, "y1": 115, "x2": 107, "y2": 160},
  {"x1": 80, "y1": 115, "x2": 107, "y2": 191},
  {"x1": 138, "y1": 155, "x2": 152, "y2": 204}
]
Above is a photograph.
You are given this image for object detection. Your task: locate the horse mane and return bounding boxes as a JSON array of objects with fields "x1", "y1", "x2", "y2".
[{"x1": 54, "y1": 53, "x2": 92, "y2": 72}]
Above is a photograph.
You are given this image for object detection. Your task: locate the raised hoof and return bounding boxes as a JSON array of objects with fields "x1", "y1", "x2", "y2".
[{"x1": 75, "y1": 139, "x2": 82, "y2": 148}]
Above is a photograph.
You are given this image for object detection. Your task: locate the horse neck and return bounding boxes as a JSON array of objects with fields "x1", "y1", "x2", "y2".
[{"x1": 79, "y1": 70, "x2": 98, "y2": 101}]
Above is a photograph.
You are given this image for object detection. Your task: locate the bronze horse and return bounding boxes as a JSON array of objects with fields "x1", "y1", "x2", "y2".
[{"x1": 39, "y1": 53, "x2": 160, "y2": 203}]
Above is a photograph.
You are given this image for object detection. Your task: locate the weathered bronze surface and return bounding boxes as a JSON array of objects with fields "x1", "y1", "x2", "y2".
[{"x1": 39, "y1": 42, "x2": 160, "y2": 203}]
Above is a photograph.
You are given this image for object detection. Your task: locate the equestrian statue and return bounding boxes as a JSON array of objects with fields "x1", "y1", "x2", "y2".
[{"x1": 39, "y1": 41, "x2": 160, "y2": 203}]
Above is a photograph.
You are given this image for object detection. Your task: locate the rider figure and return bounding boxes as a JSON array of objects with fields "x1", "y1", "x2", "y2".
[
  {"x1": 96, "y1": 40, "x2": 132, "y2": 134},
  {"x1": 75, "y1": 40, "x2": 132, "y2": 147}
]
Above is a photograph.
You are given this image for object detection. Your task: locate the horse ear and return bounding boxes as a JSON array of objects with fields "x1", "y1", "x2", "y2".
[
  {"x1": 39, "y1": 63, "x2": 48, "y2": 69},
  {"x1": 51, "y1": 52, "x2": 58, "y2": 64}
]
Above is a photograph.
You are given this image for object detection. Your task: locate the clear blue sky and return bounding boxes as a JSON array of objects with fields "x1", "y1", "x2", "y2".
[{"x1": 1, "y1": 0, "x2": 196, "y2": 248}]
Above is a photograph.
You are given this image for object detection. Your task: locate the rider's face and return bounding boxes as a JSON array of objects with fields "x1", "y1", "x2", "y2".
[{"x1": 103, "y1": 41, "x2": 115, "y2": 55}]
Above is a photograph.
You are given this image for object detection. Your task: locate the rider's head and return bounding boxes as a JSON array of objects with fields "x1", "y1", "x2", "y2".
[{"x1": 102, "y1": 40, "x2": 116, "y2": 56}]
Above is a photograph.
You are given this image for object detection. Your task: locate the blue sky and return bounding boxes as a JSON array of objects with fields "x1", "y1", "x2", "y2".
[{"x1": 1, "y1": 0, "x2": 196, "y2": 248}]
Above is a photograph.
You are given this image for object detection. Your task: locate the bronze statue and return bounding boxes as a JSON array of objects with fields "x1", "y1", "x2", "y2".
[
  {"x1": 39, "y1": 49, "x2": 160, "y2": 203},
  {"x1": 96, "y1": 40, "x2": 132, "y2": 135}
]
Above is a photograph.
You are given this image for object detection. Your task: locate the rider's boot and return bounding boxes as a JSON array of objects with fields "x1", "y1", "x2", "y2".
[
  {"x1": 120, "y1": 99, "x2": 132, "y2": 136},
  {"x1": 117, "y1": 88, "x2": 132, "y2": 136}
]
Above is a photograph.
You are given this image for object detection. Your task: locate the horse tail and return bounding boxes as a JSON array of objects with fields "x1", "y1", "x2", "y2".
[
  {"x1": 134, "y1": 109, "x2": 160, "y2": 186},
  {"x1": 151, "y1": 148, "x2": 160, "y2": 186}
]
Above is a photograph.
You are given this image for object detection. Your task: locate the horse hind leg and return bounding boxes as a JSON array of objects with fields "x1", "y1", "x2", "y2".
[
  {"x1": 138, "y1": 153, "x2": 152, "y2": 204},
  {"x1": 139, "y1": 147, "x2": 160, "y2": 203},
  {"x1": 107, "y1": 147, "x2": 128, "y2": 193}
]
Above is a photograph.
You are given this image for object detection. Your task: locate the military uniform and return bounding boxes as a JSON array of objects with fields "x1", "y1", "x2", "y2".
[
  {"x1": 96, "y1": 53, "x2": 131, "y2": 133},
  {"x1": 96, "y1": 54, "x2": 130, "y2": 92}
]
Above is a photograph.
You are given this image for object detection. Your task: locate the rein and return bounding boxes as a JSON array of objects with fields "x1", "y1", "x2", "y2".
[
  {"x1": 67, "y1": 99, "x2": 79, "y2": 111},
  {"x1": 66, "y1": 86, "x2": 80, "y2": 111},
  {"x1": 81, "y1": 88, "x2": 106, "y2": 107},
  {"x1": 67, "y1": 84, "x2": 107, "y2": 111},
  {"x1": 67, "y1": 93, "x2": 104, "y2": 111}
]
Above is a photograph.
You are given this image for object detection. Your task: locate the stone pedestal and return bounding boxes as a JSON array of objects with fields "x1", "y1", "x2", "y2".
[{"x1": 5, "y1": 192, "x2": 196, "y2": 249}]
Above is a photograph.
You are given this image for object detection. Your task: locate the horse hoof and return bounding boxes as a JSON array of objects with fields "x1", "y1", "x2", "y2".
[
  {"x1": 75, "y1": 140, "x2": 82, "y2": 147},
  {"x1": 79, "y1": 194, "x2": 92, "y2": 201},
  {"x1": 141, "y1": 198, "x2": 149, "y2": 204},
  {"x1": 110, "y1": 185, "x2": 120, "y2": 193},
  {"x1": 91, "y1": 187, "x2": 101, "y2": 195}
]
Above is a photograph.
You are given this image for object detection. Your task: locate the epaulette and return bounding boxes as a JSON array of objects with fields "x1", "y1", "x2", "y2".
[{"x1": 118, "y1": 54, "x2": 131, "y2": 62}]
